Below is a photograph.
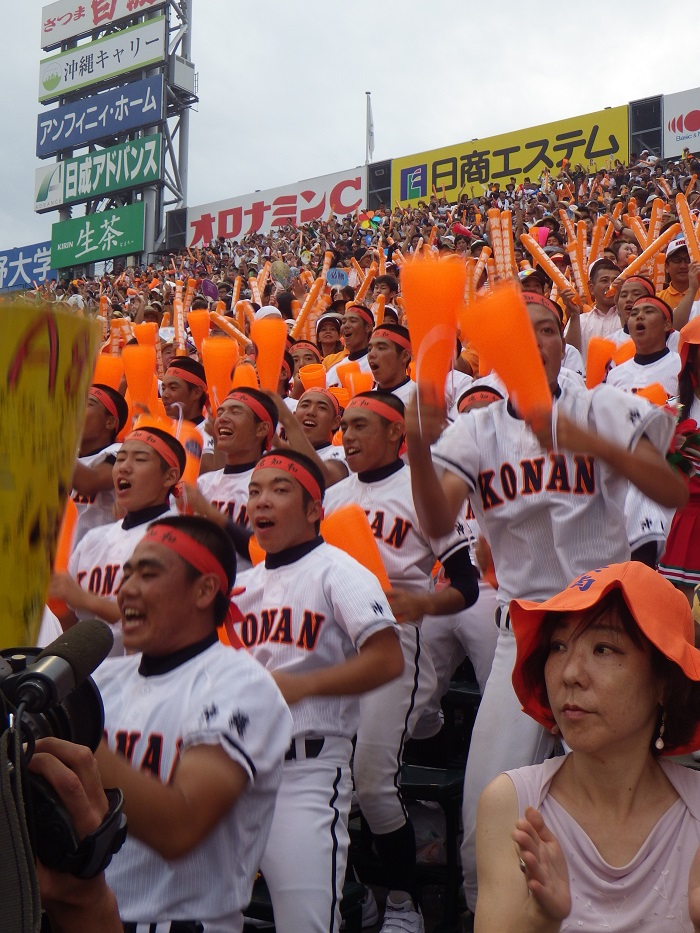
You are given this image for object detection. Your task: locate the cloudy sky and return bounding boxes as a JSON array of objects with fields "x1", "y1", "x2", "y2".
[{"x1": 2, "y1": 1, "x2": 698, "y2": 250}]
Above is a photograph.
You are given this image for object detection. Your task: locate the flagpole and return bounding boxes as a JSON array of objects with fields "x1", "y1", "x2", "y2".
[{"x1": 365, "y1": 91, "x2": 373, "y2": 166}]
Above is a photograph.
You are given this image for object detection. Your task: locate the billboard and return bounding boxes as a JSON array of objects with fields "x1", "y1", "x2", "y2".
[
  {"x1": 0, "y1": 242, "x2": 56, "y2": 293},
  {"x1": 39, "y1": 16, "x2": 166, "y2": 104},
  {"x1": 663, "y1": 87, "x2": 700, "y2": 159},
  {"x1": 50, "y1": 202, "x2": 145, "y2": 267},
  {"x1": 41, "y1": 0, "x2": 167, "y2": 49},
  {"x1": 36, "y1": 75, "x2": 164, "y2": 158},
  {"x1": 35, "y1": 134, "x2": 162, "y2": 213},
  {"x1": 186, "y1": 168, "x2": 366, "y2": 246},
  {"x1": 391, "y1": 106, "x2": 629, "y2": 206}
]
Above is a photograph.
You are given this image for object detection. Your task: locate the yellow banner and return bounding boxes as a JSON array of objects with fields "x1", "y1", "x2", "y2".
[
  {"x1": 391, "y1": 105, "x2": 629, "y2": 206},
  {"x1": 0, "y1": 303, "x2": 99, "y2": 646}
]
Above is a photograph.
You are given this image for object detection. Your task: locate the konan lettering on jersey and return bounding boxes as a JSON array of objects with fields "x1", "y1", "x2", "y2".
[
  {"x1": 477, "y1": 455, "x2": 596, "y2": 510},
  {"x1": 237, "y1": 608, "x2": 326, "y2": 650}
]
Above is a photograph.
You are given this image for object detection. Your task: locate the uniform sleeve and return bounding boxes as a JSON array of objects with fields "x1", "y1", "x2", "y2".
[
  {"x1": 328, "y1": 552, "x2": 398, "y2": 650},
  {"x1": 431, "y1": 411, "x2": 480, "y2": 490},
  {"x1": 588, "y1": 384, "x2": 675, "y2": 455},
  {"x1": 181, "y1": 652, "x2": 293, "y2": 783}
]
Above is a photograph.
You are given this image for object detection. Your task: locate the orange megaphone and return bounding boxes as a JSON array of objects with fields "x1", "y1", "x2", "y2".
[
  {"x1": 47, "y1": 497, "x2": 79, "y2": 617},
  {"x1": 335, "y1": 359, "x2": 360, "y2": 390},
  {"x1": 461, "y1": 281, "x2": 552, "y2": 418},
  {"x1": 92, "y1": 353, "x2": 124, "y2": 389},
  {"x1": 586, "y1": 336, "x2": 617, "y2": 389},
  {"x1": 176, "y1": 420, "x2": 204, "y2": 498},
  {"x1": 202, "y1": 336, "x2": 238, "y2": 408},
  {"x1": 299, "y1": 364, "x2": 327, "y2": 390},
  {"x1": 122, "y1": 343, "x2": 158, "y2": 412},
  {"x1": 321, "y1": 505, "x2": 391, "y2": 591},
  {"x1": 132, "y1": 322, "x2": 158, "y2": 346},
  {"x1": 347, "y1": 371, "x2": 375, "y2": 396},
  {"x1": 232, "y1": 361, "x2": 260, "y2": 389},
  {"x1": 612, "y1": 341, "x2": 635, "y2": 366},
  {"x1": 636, "y1": 383, "x2": 668, "y2": 407},
  {"x1": 187, "y1": 309, "x2": 210, "y2": 356},
  {"x1": 251, "y1": 317, "x2": 288, "y2": 391},
  {"x1": 329, "y1": 387, "x2": 350, "y2": 410}
]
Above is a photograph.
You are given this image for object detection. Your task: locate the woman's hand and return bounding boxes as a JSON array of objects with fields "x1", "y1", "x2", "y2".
[{"x1": 512, "y1": 806, "x2": 571, "y2": 923}]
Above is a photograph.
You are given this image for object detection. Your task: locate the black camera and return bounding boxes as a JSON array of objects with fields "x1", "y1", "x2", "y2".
[{"x1": 1, "y1": 619, "x2": 126, "y2": 878}]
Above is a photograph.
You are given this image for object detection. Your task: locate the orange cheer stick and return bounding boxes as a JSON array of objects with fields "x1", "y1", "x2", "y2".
[
  {"x1": 183, "y1": 278, "x2": 197, "y2": 317},
  {"x1": 250, "y1": 317, "x2": 288, "y2": 391},
  {"x1": 521, "y1": 234, "x2": 582, "y2": 305},
  {"x1": 47, "y1": 497, "x2": 79, "y2": 617},
  {"x1": 202, "y1": 336, "x2": 238, "y2": 409},
  {"x1": 401, "y1": 254, "x2": 465, "y2": 404},
  {"x1": 329, "y1": 386, "x2": 350, "y2": 409},
  {"x1": 648, "y1": 199, "x2": 664, "y2": 244},
  {"x1": 232, "y1": 361, "x2": 260, "y2": 389},
  {"x1": 92, "y1": 353, "x2": 124, "y2": 389},
  {"x1": 173, "y1": 280, "x2": 186, "y2": 357},
  {"x1": 501, "y1": 210, "x2": 517, "y2": 277},
  {"x1": 373, "y1": 294, "x2": 386, "y2": 327},
  {"x1": 636, "y1": 383, "x2": 668, "y2": 407},
  {"x1": 235, "y1": 300, "x2": 255, "y2": 333},
  {"x1": 187, "y1": 309, "x2": 210, "y2": 356},
  {"x1": 298, "y1": 364, "x2": 327, "y2": 390},
  {"x1": 653, "y1": 253, "x2": 666, "y2": 292},
  {"x1": 257, "y1": 260, "x2": 272, "y2": 294},
  {"x1": 612, "y1": 340, "x2": 635, "y2": 365},
  {"x1": 355, "y1": 262, "x2": 378, "y2": 302},
  {"x1": 290, "y1": 277, "x2": 324, "y2": 339},
  {"x1": 588, "y1": 215, "x2": 608, "y2": 265},
  {"x1": 321, "y1": 251, "x2": 334, "y2": 281},
  {"x1": 210, "y1": 312, "x2": 249, "y2": 348},
  {"x1": 461, "y1": 281, "x2": 552, "y2": 418},
  {"x1": 605, "y1": 223, "x2": 682, "y2": 296},
  {"x1": 585, "y1": 336, "x2": 616, "y2": 388},
  {"x1": 99, "y1": 294, "x2": 111, "y2": 341},
  {"x1": 249, "y1": 274, "x2": 262, "y2": 308},
  {"x1": 675, "y1": 193, "x2": 700, "y2": 265},
  {"x1": 627, "y1": 216, "x2": 649, "y2": 252},
  {"x1": 487, "y1": 209, "x2": 507, "y2": 281},
  {"x1": 335, "y1": 359, "x2": 361, "y2": 390},
  {"x1": 347, "y1": 371, "x2": 375, "y2": 396},
  {"x1": 321, "y1": 504, "x2": 391, "y2": 591},
  {"x1": 122, "y1": 343, "x2": 157, "y2": 412},
  {"x1": 231, "y1": 276, "x2": 242, "y2": 308}
]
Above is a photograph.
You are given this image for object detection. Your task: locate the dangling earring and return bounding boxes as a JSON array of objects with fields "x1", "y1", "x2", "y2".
[{"x1": 655, "y1": 712, "x2": 666, "y2": 752}]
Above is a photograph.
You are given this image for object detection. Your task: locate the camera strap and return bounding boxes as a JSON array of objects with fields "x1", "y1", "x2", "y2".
[{"x1": 0, "y1": 726, "x2": 41, "y2": 932}]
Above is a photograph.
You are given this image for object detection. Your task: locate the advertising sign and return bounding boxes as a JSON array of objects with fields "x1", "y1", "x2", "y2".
[
  {"x1": 663, "y1": 88, "x2": 700, "y2": 159},
  {"x1": 391, "y1": 106, "x2": 629, "y2": 206},
  {"x1": 41, "y1": 0, "x2": 167, "y2": 49},
  {"x1": 35, "y1": 134, "x2": 162, "y2": 212},
  {"x1": 39, "y1": 16, "x2": 166, "y2": 104},
  {"x1": 50, "y1": 201, "x2": 145, "y2": 267},
  {"x1": 0, "y1": 242, "x2": 56, "y2": 293},
  {"x1": 36, "y1": 74, "x2": 164, "y2": 158},
  {"x1": 186, "y1": 167, "x2": 366, "y2": 246}
]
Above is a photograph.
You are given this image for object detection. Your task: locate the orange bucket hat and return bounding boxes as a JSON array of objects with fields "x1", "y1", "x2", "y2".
[{"x1": 510, "y1": 562, "x2": 700, "y2": 755}]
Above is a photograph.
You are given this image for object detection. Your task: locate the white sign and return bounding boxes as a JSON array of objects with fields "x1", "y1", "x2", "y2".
[
  {"x1": 39, "y1": 16, "x2": 166, "y2": 104},
  {"x1": 663, "y1": 87, "x2": 700, "y2": 159},
  {"x1": 40, "y1": 0, "x2": 167, "y2": 49},
  {"x1": 186, "y1": 167, "x2": 367, "y2": 246}
]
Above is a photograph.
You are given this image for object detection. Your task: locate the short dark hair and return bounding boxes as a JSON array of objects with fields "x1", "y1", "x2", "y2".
[
  {"x1": 374, "y1": 274, "x2": 399, "y2": 293},
  {"x1": 166, "y1": 357, "x2": 208, "y2": 407},
  {"x1": 93, "y1": 383, "x2": 129, "y2": 435},
  {"x1": 520, "y1": 588, "x2": 700, "y2": 755},
  {"x1": 148, "y1": 515, "x2": 236, "y2": 625},
  {"x1": 143, "y1": 426, "x2": 187, "y2": 478},
  {"x1": 590, "y1": 258, "x2": 621, "y2": 283}
]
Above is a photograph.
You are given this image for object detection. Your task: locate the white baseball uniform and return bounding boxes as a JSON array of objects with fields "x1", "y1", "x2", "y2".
[
  {"x1": 68, "y1": 504, "x2": 177, "y2": 655},
  {"x1": 95, "y1": 639, "x2": 292, "y2": 933},
  {"x1": 326, "y1": 351, "x2": 372, "y2": 388},
  {"x1": 324, "y1": 462, "x2": 470, "y2": 833},
  {"x1": 71, "y1": 442, "x2": 120, "y2": 546},
  {"x1": 197, "y1": 465, "x2": 256, "y2": 571},
  {"x1": 605, "y1": 349, "x2": 681, "y2": 554},
  {"x1": 431, "y1": 375, "x2": 675, "y2": 909},
  {"x1": 233, "y1": 540, "x2": 398, "y2": 933},
  {"x1": 193, "y1": 416, "x2": 215, "y2": 454}
]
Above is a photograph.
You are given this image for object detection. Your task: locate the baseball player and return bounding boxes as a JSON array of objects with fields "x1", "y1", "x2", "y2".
[
  {"x1": 406, "y1": 292, "x2": 688, "y2": 910},
  {"x1": 232, "y1": 449, "x2": 404, "y2": 933},
  {"x1": 49, "y1": 427, "x2": 184, "y2": 654},
  {"x1": 367, "y1": 323, "x2": 415, "y2": 404},
  {"x1": 70, "y1": 384, "x2": 129, "y2": 544},
  {"x1": 160, "y1": 357, "x2": 215, "y2": 470},
  {"x1": 324, "y1": 391, "x2": 478, "y2": 932},
  {"x1": 94, "y1": 515, "x2": 292, "y2": 932},
  {"x1": 326, "y1": 304, "x2": 375, "y2": 388}
]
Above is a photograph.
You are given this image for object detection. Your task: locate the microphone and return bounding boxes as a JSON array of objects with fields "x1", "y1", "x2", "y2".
[{"x1": 9, "y1": 619, "x2": 114, "y2": 713}]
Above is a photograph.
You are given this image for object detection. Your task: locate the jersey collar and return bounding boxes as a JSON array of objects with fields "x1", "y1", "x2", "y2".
[
  {"x1": 633, "y1": 347, "x2": 670, "y2": 365},
  {"x1": 224, "y1": 460, "x2": 259, "y2": 474},
  {"x1": 138, "y1": 631, "x2": 219, "y2": 677},
  {"x1": 121, "y1": 502, "x2": 171, "y2": 531},
  {"x1": 265, "y1": 536, "x2": 323, "y2": 569},
  {"x1": 358, "y1": 459, "x2": 404, "y2": 484}
]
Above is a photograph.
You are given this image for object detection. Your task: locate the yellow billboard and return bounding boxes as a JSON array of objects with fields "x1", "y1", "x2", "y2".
[{"x1": 391, "y1": 105, "x2": 629, "y2": 206}]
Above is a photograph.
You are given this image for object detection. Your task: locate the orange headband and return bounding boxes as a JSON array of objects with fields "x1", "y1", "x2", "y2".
[
  {"x1": 225, "y1": 390, "x2": 274, "y2": 445},
  {"x1": 143, "y1": 524, "x2": 230, "y2": 594},
  {"x1": 254, "y1": 453, "x2": 323, "y2": 503},
  {"x1": 167, "y1": 365, "x2": 208, "y2": 392},
  {"x1": 458, "y1": 388, "x2": 503, "y2": 412},
  {"x1": 525, "y1": 293, "x2": 564, "y2": 328},
  {"x1": 632, "y1": 296, "x2": 672, "y2": 322},
  {"x1": 345, "y1": 304, "x2": 375, "y2": 328},
  {"x1": 372, "y1": 328, "x2": 412, "y2": 352},
  {"x1": 90, "y1": 386, "x2": 118, "y2": 420},
  {"x1": 293, "y1": 340, "x2": 323, "y2": 362},
  {"x1": 300, "y1": 387, "x2": 340, "y2": 415},
  {"x1": 624, "y1": 276, "x2": 655, "y2": 297},
  {"x1": 125, "y1": 429, "x2": 183, "y2": 474},
  {"x1": 346, "y1": 395, "x2": 405, "y2": 424}
]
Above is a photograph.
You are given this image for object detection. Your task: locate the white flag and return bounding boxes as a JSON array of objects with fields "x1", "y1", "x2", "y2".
[{"x1": 366, "y1": 92, "x2": 375, "y2": 161}]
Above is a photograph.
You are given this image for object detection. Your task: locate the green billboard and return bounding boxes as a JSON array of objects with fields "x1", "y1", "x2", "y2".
[{"x1": 51, "y1": 202, "x2": 145, "y2": 268}]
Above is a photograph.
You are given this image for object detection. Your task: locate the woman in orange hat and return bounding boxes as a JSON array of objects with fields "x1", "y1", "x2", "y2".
[{"x1": 475, "y1": 562, "x2": 700, "y2": 932}]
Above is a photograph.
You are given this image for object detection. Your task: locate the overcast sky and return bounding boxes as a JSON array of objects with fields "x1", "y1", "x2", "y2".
[{"x1": 2, "y1": 1, "x2": 698, "y2": 250}]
